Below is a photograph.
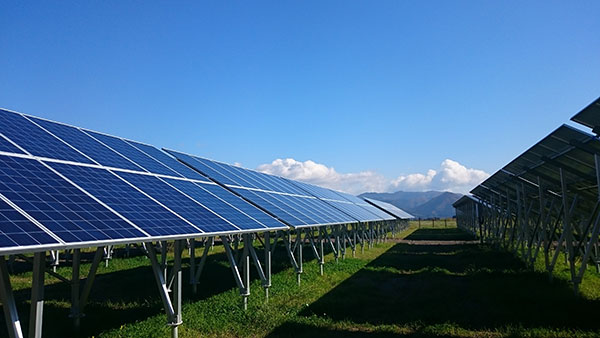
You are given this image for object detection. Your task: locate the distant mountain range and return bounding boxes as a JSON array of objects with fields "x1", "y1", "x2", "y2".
[{"x1": 358, "y1": 190, "x2": 463, "y2": 219}]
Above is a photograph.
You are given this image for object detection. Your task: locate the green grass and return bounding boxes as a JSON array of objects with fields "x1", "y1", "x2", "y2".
[{"x1": 3, "y1": 224, "x2": 600, "y2": 337}]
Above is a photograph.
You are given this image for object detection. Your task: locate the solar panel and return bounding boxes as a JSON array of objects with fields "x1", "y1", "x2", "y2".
[
  {"x1": 198, "y1": 184, "x2": 291, "y2": 229},
  {"x1": 165, "y1": 149, "x2": 363, "y2": 227},
  {"x1": 27, "y1": 116, "x2": 144, "y2": 171},
  {"x1": 364, "y1": 198, "x2": 414, "y2": 219},
  {"x1": 163, "y1": 178, "x2": 284, "y2": 231},
  {"x1": 0, "y1": 109, "x2": 93, "y2": 164},
  {"x1": 232, "y1": 187, "x2": 307, "y2": 226},
  {"x1": 289, "y1": 180, "x2": 386, "y2": 222},
  {"x1": 84, "y1": 130, "x2": 185, "y2": 178},
  {"x1": 170, "y1": 152, "x2": 246, "y2": 186},
  {"x1": 0, "y1": 155, "x2": 147, "y2": 243},
  {"x1": 125, "y1": 140, "x2": 210, "y2": 182},
  {"x1": 200, "y1": 156, "x2": 365, "y2": 222},
  {"x1": 114, "y1": 172, "x2": 241, "y2": 233},
  {"x1": 0, "y1": 197, "x2": 59, "y2": 249},
  {"x1": 571, "y1": 96, "x2": 600, "y2": 130},
  {"x1": 48, "y1": 162, "x2": 203, "y2": 237},
  {"x1": 0, "y1": 134, "x2": 25, "y2": 155}
]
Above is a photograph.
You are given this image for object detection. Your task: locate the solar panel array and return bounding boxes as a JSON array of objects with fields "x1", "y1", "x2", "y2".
[
  {"x1": 164, "y1": 150, "x2": 395, "y2": 227},
  {"x1": 0, "y1": 108, "x2": 391, "y2": 254},
  {"x1": 363, "y1": 198, "x2": 415, "y2": 219},
  {"x1": 470, "y1": 124, "x2": 600, "y2": 217}
]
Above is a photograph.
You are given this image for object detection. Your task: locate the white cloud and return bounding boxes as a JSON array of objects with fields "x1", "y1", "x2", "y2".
[{"x1": 256, "y1": 158, "x2": 489, "y2": 195}]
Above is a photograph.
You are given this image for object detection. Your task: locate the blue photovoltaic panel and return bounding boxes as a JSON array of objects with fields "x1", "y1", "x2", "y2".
[
  {"x1": 251, "y1": 190, "x2": 318, "y2": 225},
  {"x1": 233, "y1": 188, "x2": 306, "y2": 226},
  {"x1": 202, "y1": 160, "x2": 362, "y2": 224},
  {"x1": 207, "y1": 160, "x2": 262, "y2": 189},
  {"x1": 199, "y1": 184, "x2": 286, "y2": 229},
  {"x1": 0, "y1": 109, "x2": 94, "y2": 164},
  {"x1": 166, "y1": 150, "x2": 241, "y2": 186},
  {"x1": 0, "y1": 135, "x2": 25, "y2": 155},
  {"x1": 168, "y1": 151, "x2": 367, "y2": 225},
  {"x1": 0, "y1": 198, "x2": 59, "y2": 248},
  {"x1": 364, "y1": 198, "x2": 414, "y2": 219},
  {"x1": 294, "y1": 196, "x2": 356, "y2": 223},
  {"x1": 290, "y1": 180, "x2": 347, "y2": 201},
  {"x1": 236, "y1": 166, "x2": 307, "y2": 195},
  {"x1": 85, "y1": 131, "x2": 183, "y2": 177},
  {"x1": 325, "y1": 200, "x2": 367, "y2": 220},
  {"x1": 339, "y1": 197, "x2": 391, "y2": 220},
  {"x1": 289, "y1": 180, "x2": 382, "y2": 221},
  {"x1": 0, "y1": 155, "x2": 146, "y2": 243},
  {"x1": 28, "y1": 116, "x2": 144, "y2": 171},
  {"x1": 115, "y1": 172, "x2": 239, "y2": 233},
  {"x1": 291, "y1": 180, "x2": 391, "y2": 220},
  {"x1": 275, "y1": 194, "x2": 331, "y2": 224},
  {"x1": 48, "y1": 162, "x2": 202, "y2": 237},
  {"x1": 126, "y1": 141, "x2": 210, "y2": 182},
  {"x1": 163, "y1": 178, "x2": 273, "y2": 231}
]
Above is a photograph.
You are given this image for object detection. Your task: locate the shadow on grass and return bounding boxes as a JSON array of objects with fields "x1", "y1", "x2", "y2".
[
  {"x1": 268, "y1": 228, "x2": 600, "y2": 337},
  {"x1": 0, "y1": 243, "x2": 298, "y2": 338},
  {"x1": 404, "y1": 228, "x2": 476, "y2": 241},
  {"x1": 267, "y1": 321, "x2": 456, "y2": 338}
]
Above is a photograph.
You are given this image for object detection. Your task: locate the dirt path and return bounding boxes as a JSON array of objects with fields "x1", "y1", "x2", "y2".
[{"x1": 391, "y1": 239, "x2": 480, "y2": 245}]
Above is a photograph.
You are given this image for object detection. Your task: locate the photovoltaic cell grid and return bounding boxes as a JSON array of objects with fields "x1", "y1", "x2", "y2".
[
  {"x1": 0, "y1": 155, "x2": 146, "y2": 243},
  {"x1": 232, "y1": 188, "x2": 307, "y2": 226},
  {"x1": 0, "y1": 109, "x2": 93, "y2": 164},
  {"x1": 164, "y1": 149, "x2": 384, "y2": 225},
  {"x1": 0, "y1": 198, "x2": 58, "y2": 248},
  {"x1": 164, "y1": 178, "x2": 276, "y2": 231},
  {"x1": 289, "y1": 180, "x2": 387, "y2": 222},
  {"x1": 333, "y1": 190, "x2": 396, "y2": 220},
  {"x1": 199, "y1": 184, "x2": 285, "y2": 229},
  {"x1": 27, "y1": 116, "x2": 144, "y2": 171},
  {"x1": 125, "y1": 140, "x2": 210, "y2": 182},
  {"x1": 170, "y1": 151, "x2": 363, "y2": 225},
  {"x1": 0, "y1": 107, "x2": 390, "y2": 253},
  {"x1": 0, "y1": 135, "x2": 24, "y2": 155},
  {"x1": 114, "y1": 171, "x2": 239, "y2": 233},
  {"x1": 84, "y1": 130, "x2": 187, "y2": 177},
  {"x1": 364, "y1": 198, "x2": 414, "y2": 219},
  {"x1": 48, "y1": 162, "x2": 202, "y2": 237}
]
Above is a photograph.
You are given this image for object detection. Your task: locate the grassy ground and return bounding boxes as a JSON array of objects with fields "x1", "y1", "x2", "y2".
[{"x1": 3, "y1": 223, "x2": 600, "y2": 337}]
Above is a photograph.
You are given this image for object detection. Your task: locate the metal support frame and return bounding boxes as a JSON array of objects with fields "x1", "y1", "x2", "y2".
[
  {"x1": 146, "y1": 241, "x2": 183, "y2": 338},
  {"x1": 29, "y1": 252, "x2": 45, "y2": 338},
  {"x1": 0, "y1": 256, "x2": 23, "y2": 338},
  {"x1": 457, "y1": 158, "x2": 600, "y2": 294},
  {"x1": 69, "y1": 247, "x2": 104, "y2": 329}
]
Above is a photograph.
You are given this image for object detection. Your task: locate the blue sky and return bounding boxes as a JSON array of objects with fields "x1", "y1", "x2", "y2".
[{"x1": 1, "y1": 1, "x2": 599, "y2": 194}]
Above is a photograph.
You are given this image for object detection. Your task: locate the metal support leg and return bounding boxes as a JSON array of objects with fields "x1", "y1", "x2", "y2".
[
  {"x1": 146, "y1": 243, "x2": 179, "y2": 330},
  {"x1": 0, "y1": 256, "x2": 23, "y2": 338},
  {"x1": 192, "y1": 238, "x2": 211, "y2": 294},
  {"x1": 70, "y1": 249, "x2": 81, "y2": 329},
  {"x1": 79, "y1": 247, "x2": 104, "y2": 315},
  {"x1": 50, "y1": 251, "x2": 59, "y2": 273},
  {"x1": 353, "y1": 225, "x2": 357, "y2": 257},
  {"x1": 171, "y1": 240, "x2": 183, "y2": 338},
  {"x1": 319, "y1": 228, "x2": 325, "y2": 275},
  {"x1": 242, "y1": 234, "x2": 251, "y2": 310},
  {"x1": 335, "y1": 225, "x2": 340, "y2": 263},
  {"x1": 29, "y1": 252, "x2": 45, "y2": 338},
  {"x1": 189, "y1": 238, "x2": 195, "y2": 286},
  {"x1": 296, "y1": 229, "x2": 302, "y2": 286},
  {"x1": 264, "y1": 232, "x2": 271, "y2": 301},
  {"x1": 221, "y1": 236, "x2": 251, "y2": 310}
]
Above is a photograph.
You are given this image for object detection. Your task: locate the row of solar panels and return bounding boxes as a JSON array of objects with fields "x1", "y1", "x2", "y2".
[
  {"x1": 0, "y1": 108, "x2": 405, "y2": 255},
  {"x1": 468, "y1": 96, "x2": 600, "y2": 214}
]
